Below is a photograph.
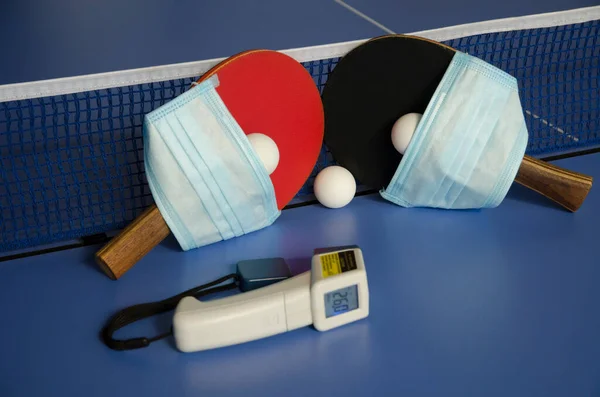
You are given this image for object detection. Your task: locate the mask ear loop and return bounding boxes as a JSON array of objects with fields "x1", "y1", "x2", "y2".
[
  {"x1": 190, "y1": 73, "x2": 219, "y2": 88},
  {"x1": 101, "y1": 273, "x2": 239, "y2": 350}
]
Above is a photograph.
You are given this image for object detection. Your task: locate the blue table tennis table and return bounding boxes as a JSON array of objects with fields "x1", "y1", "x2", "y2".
[{"x1": 1, "y1": 1, "x2": 599, "y2": 396}]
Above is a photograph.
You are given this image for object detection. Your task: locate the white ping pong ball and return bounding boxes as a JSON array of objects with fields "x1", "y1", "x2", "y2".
[
  {"x1": 313, "y1": 166, "x2": 356, "y2": 209},
  {"x1": 391, "y1": 113, "x2": 422, "y2": 154},
  {"x1": 247, "y1": 133, "x2": 279, "y2": 175}
]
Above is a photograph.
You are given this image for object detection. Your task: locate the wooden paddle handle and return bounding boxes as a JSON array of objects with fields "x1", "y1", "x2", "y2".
[
  {"x1": 515, "y1": 155, "x2": 593, "y2": 212},
  {"x1": 95, "y1": 204, "x2": 170, "y2": 279}
]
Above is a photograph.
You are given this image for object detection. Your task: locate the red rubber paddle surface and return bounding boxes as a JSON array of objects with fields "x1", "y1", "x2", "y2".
[{"x1": 198, "y1": 50, "x2": 324, "y2": 209}]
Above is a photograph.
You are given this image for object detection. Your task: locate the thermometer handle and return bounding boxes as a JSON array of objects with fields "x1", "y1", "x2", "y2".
[{"x1": 173, "y1": 271, "x2": 312, "y2": 352}]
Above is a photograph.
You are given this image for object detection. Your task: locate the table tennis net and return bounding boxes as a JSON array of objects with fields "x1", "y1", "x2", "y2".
[{"x1": 1, "y1": 20, "x2": 599, "y2": 253}]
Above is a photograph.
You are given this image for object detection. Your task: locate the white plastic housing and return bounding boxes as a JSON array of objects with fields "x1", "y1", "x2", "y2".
[
  {"x1": 310, "y1": 247, "x2": 369, "y2": 331},
  {"x1": 173, "y1": 271, "x2": 311, "y2": 352}
]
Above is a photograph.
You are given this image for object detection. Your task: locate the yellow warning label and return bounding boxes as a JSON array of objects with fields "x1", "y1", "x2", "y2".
[{"x1": 320, "y1": 253, "x2": 342, "y2": 278}]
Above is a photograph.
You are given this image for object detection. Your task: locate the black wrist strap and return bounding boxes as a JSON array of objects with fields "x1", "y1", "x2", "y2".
[{"x1": 101, "y1": 273, "x2": 239, "y2": 351}]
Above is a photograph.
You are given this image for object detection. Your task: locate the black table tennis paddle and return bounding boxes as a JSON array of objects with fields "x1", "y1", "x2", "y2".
[{"x1": 321, "y1": 35, "x2": 592, "y2": 211}]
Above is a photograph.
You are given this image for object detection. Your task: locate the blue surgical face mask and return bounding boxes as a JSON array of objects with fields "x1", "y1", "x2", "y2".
[
  {"x1": 380, "y1": 51, "x2": 529, "y2": 209},
  {"x1": 143, "y1": 75, "x2": 280, "y2": 251}
]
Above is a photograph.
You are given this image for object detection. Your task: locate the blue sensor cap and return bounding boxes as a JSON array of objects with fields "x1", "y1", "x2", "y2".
[{"x1": 236, "y1": 258, "x2": 292, "y2": 292}]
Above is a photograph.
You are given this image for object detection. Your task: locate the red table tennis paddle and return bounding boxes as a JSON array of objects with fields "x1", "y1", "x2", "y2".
[
  {"x1": 96, "y1": 50, "x2": 324, "y2": 279},
  {"x1": 321, "y1": 35, "x2": 592, "y2": 211}
]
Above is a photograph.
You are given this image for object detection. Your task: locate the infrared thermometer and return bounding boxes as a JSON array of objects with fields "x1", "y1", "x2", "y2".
[{"x1": 173, "y1": 246, "x2": 369, "y2": 352}]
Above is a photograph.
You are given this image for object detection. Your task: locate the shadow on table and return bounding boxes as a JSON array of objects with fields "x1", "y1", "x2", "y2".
[
  {"x1": 505, "y1": 183, "x2": 564, "y2": 211},
  {"x1": 360, "y1": 182, "x2": 566, "y2": 212}
]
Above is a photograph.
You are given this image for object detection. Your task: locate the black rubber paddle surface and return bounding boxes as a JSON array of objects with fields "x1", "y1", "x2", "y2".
[{"x1": 322, "y1": 35, "x2": 455, "y2": 189}]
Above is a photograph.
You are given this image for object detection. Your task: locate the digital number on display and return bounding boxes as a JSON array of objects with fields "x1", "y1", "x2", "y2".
[{"x1": 324, "y1": 284, "x2": 359, "y2": 318}]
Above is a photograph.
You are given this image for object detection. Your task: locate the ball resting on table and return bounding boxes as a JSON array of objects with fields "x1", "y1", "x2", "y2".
[
  {"x1": 314, "y1": 166, "x2": 356, "y2": 209},
  {"x1": 391, "y1": 113, "x2": 422, "y2": 155},
  {"x1": 248, "y1": 133, "x2": 279, "y2": 175}
]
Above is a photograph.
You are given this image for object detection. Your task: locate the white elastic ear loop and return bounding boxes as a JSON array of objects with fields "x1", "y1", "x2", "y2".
[{"x1": 190, "y1": 75, "x2": 219, "y2": 88}]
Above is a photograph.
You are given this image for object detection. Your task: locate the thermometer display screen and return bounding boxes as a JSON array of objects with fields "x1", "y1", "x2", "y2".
[{"x1": 324, "y1": 285, "x2": 359, "y2": 318}]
